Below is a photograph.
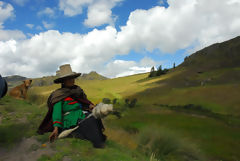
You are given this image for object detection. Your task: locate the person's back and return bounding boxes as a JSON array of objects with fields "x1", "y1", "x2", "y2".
[{"x1": 0, "y1": 74, "x2": 8, "y2": 99}]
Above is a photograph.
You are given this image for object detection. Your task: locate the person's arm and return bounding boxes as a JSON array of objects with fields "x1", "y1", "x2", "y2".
[{"x1": 49, "y1": 101, "x2": 63, "y2": 142}]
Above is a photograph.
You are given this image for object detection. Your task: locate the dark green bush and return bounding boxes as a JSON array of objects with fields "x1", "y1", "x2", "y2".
[
  {"x1": 129, "y1": 98, "x2": 137, "y2": 108},
  {"x1": 112, "y1": 98, "x2": 118, "y2": 104},
  {"x1": 102, "y1": 98, "x2": 111, "y2": 104},
  {"x1": 125, "y1": 98, "x2": 129, "y2": 105}
]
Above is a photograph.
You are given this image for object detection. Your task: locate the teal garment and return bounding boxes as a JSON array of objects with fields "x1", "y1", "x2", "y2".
[{"x1": 52, "y1": 97, "x2": 86, "y2": 129}]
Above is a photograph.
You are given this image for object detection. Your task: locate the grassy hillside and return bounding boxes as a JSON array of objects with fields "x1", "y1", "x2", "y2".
[{"x1": 1, "y1": 36, "x2": 240, "y2": 161}]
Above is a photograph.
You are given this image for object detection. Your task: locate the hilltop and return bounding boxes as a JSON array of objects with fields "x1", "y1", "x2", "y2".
[
  {"x1": 181, "y1": 36, "x2": 240, "y2": 70},
  {"x1": 4, "y1": 71, "x2": 108, "y2": 88},
  {"x1": 3, "y1": 75, "x2": 27, "y2": 89},
  {"x1": 77, "y1": 71, "x2": 108, "y2": 81}
]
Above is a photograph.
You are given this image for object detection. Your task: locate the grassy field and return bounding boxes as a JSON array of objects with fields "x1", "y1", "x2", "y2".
[{"x1": 1, "y1": 64, "x2": 240, "y2": 161}]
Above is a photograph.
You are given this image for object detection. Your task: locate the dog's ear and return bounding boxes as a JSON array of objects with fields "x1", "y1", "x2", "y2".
[{"x1": 30, "y1": 79, "x2": 32, "y2": 83}]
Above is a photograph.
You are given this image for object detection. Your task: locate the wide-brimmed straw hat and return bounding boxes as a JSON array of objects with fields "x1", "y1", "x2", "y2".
[{"x1": 54, "y1": 64, "x2": 81, "y2": 84}]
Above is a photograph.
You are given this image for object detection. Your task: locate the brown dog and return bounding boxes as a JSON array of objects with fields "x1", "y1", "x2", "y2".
[{"x1": 9, "y1": 79, "x2": 32, "y2": 100}]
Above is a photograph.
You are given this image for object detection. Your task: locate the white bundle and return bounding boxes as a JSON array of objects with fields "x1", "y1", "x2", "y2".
[
  {"x1": 92, "y1": 102, "x2": 113, "y2": 118},
  {"x1": 58, "y1": 103, "x2": 113, "y2": 139}
]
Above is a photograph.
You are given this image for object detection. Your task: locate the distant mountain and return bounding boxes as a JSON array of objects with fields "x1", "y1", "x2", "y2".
[
  {"x1": 77, "y1": 71, "x2": 108, "y2": 81},
  {"x1": 3, "y1": 75, "x2": 28, "y2": 89},
  {"x1": 4, "y1": 75, "x2": 27, "y2": 82},
  {"x1": 30, "y1": 71, "x2": 108, "y2": 87},
  {"x1": 4, "y1": 71, "x2": 108, "y2": 88}
]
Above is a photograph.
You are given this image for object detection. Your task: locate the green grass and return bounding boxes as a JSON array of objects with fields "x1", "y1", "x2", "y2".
[
  {"x1": 0, "y1": 96, "x2": 48, "y2": 148},
  {"x1": 3, "y1": 65, "x2": 240, "y2": 160},
  {"x1": 105, "y1": 105, "x2": 240, "y2": 161},
  {"x1": 37, "y1": 138, "x2": 148, "y2": 161}
]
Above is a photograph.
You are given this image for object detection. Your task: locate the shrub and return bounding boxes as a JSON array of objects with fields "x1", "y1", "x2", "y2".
[
  {"x1": 138, "y1": 126, "x2": 204, "y2": 161},
  {"x1": 129, "y1": 98, "x2": 137, "y2": 108},
  {"x1": 102, "y1": 98, "x2": 111, "y2": 104},
  {"x1": 112, "y1": 98, "x2": 118, "y2": 104},
  {"x1": 125, "y1": 98, "x2": 129, "y2": 105}
]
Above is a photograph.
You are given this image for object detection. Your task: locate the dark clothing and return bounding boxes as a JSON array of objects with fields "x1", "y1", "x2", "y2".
[
  {"x1": 0, "y1": 75, "x2": 8, "y2": 98},
  {"x1": 68, "y1": 113, "x2": 106, "y2": 148}
]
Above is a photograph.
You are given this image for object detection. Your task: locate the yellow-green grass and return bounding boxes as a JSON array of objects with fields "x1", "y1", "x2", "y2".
[{"x1": 133, "y1": 83, "x2": 240, "y2": 116}]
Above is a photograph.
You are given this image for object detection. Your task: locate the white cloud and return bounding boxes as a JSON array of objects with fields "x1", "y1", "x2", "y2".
[
  {"x1": 0, "y1": 29, "x2": 26, "y2": 41},
  {"x1": 158, "y1": 0, "x2": 165, "y2": 5},
  {"x1": 84, "y1": 0, "x2": 121, "y2": 27},
  {"x1": 59, "y1": 0, "x2": 122, "y2": 27},
  {"x1": 59, "y1": 0, "x2": 93, "y2": 16},
  {"x1": 26, "y1": 24, "x2": 34, "y2": 29},
  {"x1": 101, "y1": 59, "x2": 153, "y2": 78},
  {"x1": 0, "y1": 1, "x2": 14, "y2": 28},
  {"x1": 12, "y1": 0, "x2": 29, "y2": 6},
  {"x1": 116, "y1": 0, "x2": 240, "y2": 53},
  {"x1": 42, "y1": 21, "x2": 54, "y2": 29},
  {"x1": 0, "y1": 2, "x2": 25, "y2": 41},
  {"x1": 37, "y1": 7, "x2": 55, "y2": 18},
  {"x1": 1, "y1": 0, "x2": 240, "y2": 78},
  {"x1": 36, "y1": 25, "x2": 43, "y2": 30}
]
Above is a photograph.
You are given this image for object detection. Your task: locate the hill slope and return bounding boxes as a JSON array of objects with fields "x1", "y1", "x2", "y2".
[{"x1": 2, "y1": 36, "x2": 240, "y2": 161}]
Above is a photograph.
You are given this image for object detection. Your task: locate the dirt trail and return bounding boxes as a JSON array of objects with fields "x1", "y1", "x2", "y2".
[{"x1": 0, "y1": 136, "x2": 56, "y2": 161}]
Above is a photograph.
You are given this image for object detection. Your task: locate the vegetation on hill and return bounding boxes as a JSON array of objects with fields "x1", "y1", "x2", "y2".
[{"x1": 1, "y1": 36, "x2": 240, "y2": 161}]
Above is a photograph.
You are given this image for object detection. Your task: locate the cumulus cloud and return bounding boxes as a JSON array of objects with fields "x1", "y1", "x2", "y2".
[
  {"x1": 117, "y1": 0, "x2": 240, "y2": 53},
  {"x1": 37, "y1": 7, "x2": 55, "y2": 18},
  {"x1": 1, "y1": 0, "x2": 240, "y2": 78},
  {"x1": 12, "y1": 0, "x2": 29, "y2": 6},
  {"x1": 26, "y1": 24, "x2": 34, "y2": 29},
  {"x1": 59, "y1": 0, "x2": 122, "y2": 27},
  {"x1": 0, "y1": 1, "x2": 14, "y2": 28},
  {"x1": 158, "y1": 0, "x2": 165, "y2": 5},
  {"x1": 84, "y1": 0, "x2": 121, "y2": 27},
  {"x1": 42, "y1": 21, "x2": 54, "y2": 29},
  {"x1": 102, "y1": 59, "x2": 152, "y2": 78},
  {"x1": 36, "y1": 25, "x2": 43, "y2": 30},
  {"x1": 0, "y1": 29, "x2": 26, "y2": 41},
  {"x1": 59, "y1": 0, "x2": 93, "y2": 16}
]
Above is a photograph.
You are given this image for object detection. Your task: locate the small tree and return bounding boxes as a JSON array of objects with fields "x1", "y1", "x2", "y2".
[
  {"x1": 156, "y1": 65, "x2": 163, "y2": 76},
  {"x1": 173, "y1": 62, "x2": 176, "y2": 68},
  {"x1": 149, "y1": 66, "x2": 156, "y2": 77}
]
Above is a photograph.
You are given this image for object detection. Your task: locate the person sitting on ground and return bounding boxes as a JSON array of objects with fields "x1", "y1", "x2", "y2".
[{"x1": 37, "y1": 64, "x2": 106, "y2": 148}]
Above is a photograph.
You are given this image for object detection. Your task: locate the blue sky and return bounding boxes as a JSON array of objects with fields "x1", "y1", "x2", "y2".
[{"x1": 0, "y1": 0, "x2": 240, "y2": 78}]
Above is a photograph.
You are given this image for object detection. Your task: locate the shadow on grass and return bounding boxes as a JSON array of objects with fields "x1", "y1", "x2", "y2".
[
  {"x1": 154, "y1": 103, "x2": 240, "y2": 127},
  {"x1": 0, "y1": 123, "x2": 30, "y2": 149}
]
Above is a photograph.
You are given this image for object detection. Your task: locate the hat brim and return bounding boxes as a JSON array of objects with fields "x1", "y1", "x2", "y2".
[{"x1": 54, "y1": 73, "x2": 81, "y2": 84}]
